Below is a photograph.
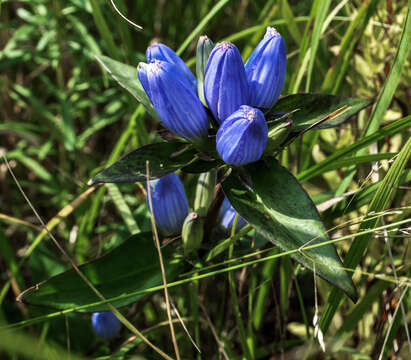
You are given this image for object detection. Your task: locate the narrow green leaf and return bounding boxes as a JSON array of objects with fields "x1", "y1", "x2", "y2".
[
  {"x1": 94, "y1": 55, "x2": 159, "y2": 120},
  {"x1": 320, "y1": 137, "x2": 411, "y2": 333},
  {"x1": 280, "y1": 0, "x2": 302, "y2": 45},
  {"x1": 268, "y1": 93, "x2": 372, "y2": 131},
  {"x1": 176, "y1": 0, "x2": 229, "y2": 56},
  {"x1": 298, "y1": 115, "x2": 411, "y2": 182},
  {"x1": 364, "y1": 4, "x2": 411, "y2": 136},
  {"x1": 106, "y1": 183, "x2": 140, "y2": 234},
  {"x1": 305, "y1": 0, "x2": 331, "y2": 92},
  {"x1": 18, "y1": 232, "x2": 184, "y2": 312},
  {"x1": 90, "y1": 141, "x2": 197, "y2": 184},
  {"x1": 333, "y1": 280, "x2": 390, "y2": 351},
  {"x1": 222, "y1": 159, "x2": 357, "y2": 301},
  {"x1": 299, "y1": 153, "x2": 397, "y2": 182},
  {"x1": 322, "y1": 0, "x2": 379, "y2": 94}
]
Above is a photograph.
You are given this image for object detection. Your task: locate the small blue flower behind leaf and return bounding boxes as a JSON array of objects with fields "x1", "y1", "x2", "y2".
[
  {"x1": 92, "y1": 312, "x2": 122, "y2": 340},
  {"x1": 146, "y1": 43, "x2": 197, "y2": 91},
  {"x1": 219, "y1": 198, "x2": 247, "y2": 232},
  {"x1": 138, "y1": 60, "x2": 209, "y2": 142},
  {"x1": 204, "y1": 42, "x2": 248, "y2": 124},
  {"x1": 245, "y1": 27, "x2": 286, "y2": 109},
  {"x1": 216, "y1": 105, "x2": 268, "y2": 166},
  {"x1": 147, "y1": 173, "x2": 189, "y2": 236}
]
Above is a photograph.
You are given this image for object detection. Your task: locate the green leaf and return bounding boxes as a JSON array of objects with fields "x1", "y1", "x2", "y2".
[
  {"x1": 94, "y1": 55, "x2": 159, "y2": 120},
  {"x1": 18, "y1": 232, "x2": 184, "y2": 312},
  {"x1": 268, "y1": 93, "x2": 372, "y2": 131},
  {"x1": 222, "y1": 159, "x2": 357, "y2": 301},
  {"x1": 181, "y1": 157, "x2": 222, "y2": 174},
  {"x1": 297, "y1": 115, "x2": 411, "y2": 182},
  {"x1": 89, "y1": 141, "x2": 197, "y2": 184},
  {"x1": 320, "y1": 137, "x2": 411, "y2": 333}
]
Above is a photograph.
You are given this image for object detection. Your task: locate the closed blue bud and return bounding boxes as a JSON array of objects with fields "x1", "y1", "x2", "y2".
[
  {"x1": 245, "y1": 27, "x2": 286, "y2": 109},
  {"x1": 216, "y1": 105, "x2": 268, "y2": 165},
  {"x1": 147, "y1": 173, "x2": 189, "y2": 236},
  {"x1": 146, "y1": 43, "x2": 197, "y2": 91},
  {"x1": 204, "y1": 42, "x2": 248, "y2": 124},
  {"x1": 138, "y1": 60, "x2": 209, "y2": 142},
  {"x1": 219, "y1": 198, "x2": 247, "y2": 232},
  {"x1": 91, "y1": 312, "x2": 122, "y2": 340}
]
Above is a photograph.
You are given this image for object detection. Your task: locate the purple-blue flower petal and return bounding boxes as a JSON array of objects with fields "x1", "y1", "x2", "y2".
[
  {"x1": 146, "y1": 43, "x2": 197, "y2": 91},
  {"x1": 216, "y1": 105, "x2": 268, "y2": 166},
  {"x1": 138, "y1": 60, "x2": 209, "y2": 141},
  {"x1": 219, "y1": 198, "x2": 247, "y2": 232},
  {"x1": 245, "y1": 27, "x2": 286, "y2": 109},
  {"x1": 147, "y1": 173, "x2": 189, "y2": 236},
  {"x1": 204, "y1": 42, "x2": 248, "y2": 124},
  {"x1": 92, "y1": 312, "x2": 122, "y2": 340}
]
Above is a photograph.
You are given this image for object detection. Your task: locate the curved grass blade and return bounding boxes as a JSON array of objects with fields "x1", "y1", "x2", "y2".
[
  {"x1": 18, "y1": 232, "x2": 185, "y2": 312},
  {"x1": 267, "y1": 93, "x2": 372, "y2": 131},
  {"x1": 222, "y1": 159, "x2": 357, "y2": 301},
  {"x1": 89, "y1": 141, "x2": 197, "y2": 184}
]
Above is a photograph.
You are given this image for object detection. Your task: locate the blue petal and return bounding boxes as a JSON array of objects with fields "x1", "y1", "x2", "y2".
[
  {"x1": 146, "y1": 43, "x2": 197, "y2": 91},
  {"x1": 204, "y1": 42, "x2": 248, "y2": 124},
  {"x1": 216, "y1": 105, "x2": 268, "y2": 165},
  {"x1": 138, "y1": 60, "x2": 209, "y2": 141},
  {"x1": 245, "y1": 27, "x2": 287, "y2": 109},
  {"x1": 219, "y1": 198, "x2": 247, "y2": 232},
  {"x1": 147, "y1": 173, "x2": 189, "y2": 236},
  {"x1": 92, "y1": 312, "x2": 122, "y2": 340}
]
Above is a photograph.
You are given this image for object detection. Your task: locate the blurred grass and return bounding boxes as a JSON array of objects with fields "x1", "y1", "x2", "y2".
[{"x1": 0, "y1": 0, "x2": 410, "y2": 359}]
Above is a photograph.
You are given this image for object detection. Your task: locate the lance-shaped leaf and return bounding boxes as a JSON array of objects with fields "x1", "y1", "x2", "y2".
[
  {"x1": 95, "y1": 55, "x2": 159, "y2": 120},
  {"x1": 89, "y1": 141, "x2": 197, "y2": 184},
  {"x1": 267, "y1": 93, "x2": 372, "y2": 130},
  {"x1": 18, "y1": 232, "x2": 185, "y2": 312},
  {"x1": 222, "y1": 159, "x2": 357, "y2": 301}
]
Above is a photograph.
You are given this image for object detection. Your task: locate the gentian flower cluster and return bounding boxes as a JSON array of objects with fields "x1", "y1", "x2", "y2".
[
  {"x1": 137, "y1": 27, "x2": 286, "y2": 166},
  {"x1": 91, "y1": 312, "x2": 122, "y2": 340}
]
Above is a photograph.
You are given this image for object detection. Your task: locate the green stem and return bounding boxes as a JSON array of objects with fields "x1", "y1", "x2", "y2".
[{"x1": 228, "y1": 214, "x2": 253, "y2": 359}]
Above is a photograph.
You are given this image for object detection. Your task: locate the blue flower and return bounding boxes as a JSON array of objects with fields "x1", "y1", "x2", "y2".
[
  {"x1": 219, "y1": 198, "x2": 247, "y2": 232},
  {"x1": 204, "y1": 41, "x2": 248, "y2": 124},
  {"x1": 92, "y1": 312, "x2": 122, "y2": 340},
  {"x1": 146, "y1": 43, "x2": 197, "y2": 91},
  {"x1": 245, "y1": 27, "x2": 286, "y2": 109},
  {"x1": 216, "y1": 105, "x2": 268, "y2": 165},
  {"x1": 147, "y1": 173, "x2": 189, "y2": 236},
  {"x1": 138, "y1": 60, "x2": 209, "y2": 142}
]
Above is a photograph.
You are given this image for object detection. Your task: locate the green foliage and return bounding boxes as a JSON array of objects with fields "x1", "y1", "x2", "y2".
[{"x1": 1, "y1": 0, "x2": 410, "y2": 359}]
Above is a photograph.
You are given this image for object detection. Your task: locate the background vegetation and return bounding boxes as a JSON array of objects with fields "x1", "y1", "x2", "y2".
[{"x1": 0, "y1": 0, "x2": 410, "y2": 359}]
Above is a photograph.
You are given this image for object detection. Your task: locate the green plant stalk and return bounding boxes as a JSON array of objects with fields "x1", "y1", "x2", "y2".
[
  {"x1": 252, "y1": 249, "x2": 279, "y2": 331},
  {"x1": 227, "y1": 214, "x2": 253, "y2": 359},
  {"x1": 247, "y1": 269, "x2": 257, "y2": 359},
  {"x1": 292, "y1": 266, "x2": 310, "y2": 339},
  {"x1": 176, "y1": 0, "x2": 230, "y2": 56},
  {"x1": 287, "y1": 3, "x2": 317, "y2": 93},
  {"x1": 320, "y1": 137, "x2": 411, "y2": 333},
  {"x1": 88, "y1": 0, "x2": 120, "y2": 60},
  {"x1": 305, "y1": 0, "x2": 331, "y2": 92},
  {"x1": 279, "y1": 257, "x2": 292, "y2": 319}
]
